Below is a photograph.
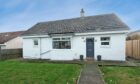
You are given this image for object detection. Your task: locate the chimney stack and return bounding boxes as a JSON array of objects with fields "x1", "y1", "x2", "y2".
[{"x1": 80, "y1": 8, "x2": 85, "y2": 17}]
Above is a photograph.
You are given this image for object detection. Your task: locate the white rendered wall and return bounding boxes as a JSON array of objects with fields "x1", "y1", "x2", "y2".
[
  {"x1": 23, "y1": 33, "x2": 126, "y2": 61},
  {"x1": 23, "y1": 38, "x2": 41, "y2": 59},
  {"x1": 93, "y1": 34, "x2": 126, "y2": 61}
]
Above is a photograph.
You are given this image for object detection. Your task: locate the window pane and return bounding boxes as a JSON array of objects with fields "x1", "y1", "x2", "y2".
[
  {"x1": 62, "y1": 38, "x2": 70, "y2": 40},
  {"x1": 53, "y1": 41, "x2": 60, "y2": 49},
  {"x1": 101, "y1": 37, "x2": 110, "y2": 41},
  {"x1": 53, "y1": 38, "x2": 60, "y2": 40},
  {"x1": 101, "y1": 42, "x2": 109, "y2": 45},
  {"x1": 61, "y1": 41, "x2": 71, "y2": 49},
  {"x1": 34, "y1": 40, "x2": 38, "y2": 45},
  {"x1": 66, "y1": 41, "x2": 71, "y2": 49}
]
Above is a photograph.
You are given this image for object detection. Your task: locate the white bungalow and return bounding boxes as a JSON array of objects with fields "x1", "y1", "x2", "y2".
[{"x1": 22, "y1": 10, "x2": 129, "y2": 61}]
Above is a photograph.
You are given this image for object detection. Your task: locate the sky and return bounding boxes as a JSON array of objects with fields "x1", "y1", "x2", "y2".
[{"x1": 0, "y1": 0, "x2": 140, "y2": 32}]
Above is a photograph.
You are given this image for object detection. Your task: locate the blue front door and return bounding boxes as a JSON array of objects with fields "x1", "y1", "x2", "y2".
[{"x1": 86, "y1": 38, "x2": 94, "y2": 58}]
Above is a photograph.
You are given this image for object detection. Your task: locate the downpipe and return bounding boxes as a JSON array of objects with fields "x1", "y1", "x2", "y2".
[{"x1": 39, "y1": 37, "x2": 42, "y2": 59}]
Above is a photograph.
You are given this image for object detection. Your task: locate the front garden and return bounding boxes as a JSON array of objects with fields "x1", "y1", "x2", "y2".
[
  {"x1": 100, "y1": 66, "x2": 140, "y2": 84},
  {"x1": 0, "y1": 60, "x2": 81, "y2": 84}
]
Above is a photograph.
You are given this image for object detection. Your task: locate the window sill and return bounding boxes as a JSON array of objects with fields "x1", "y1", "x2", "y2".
[{"x1": 52, "y1": 49, "x2": 72, "y2": 50}]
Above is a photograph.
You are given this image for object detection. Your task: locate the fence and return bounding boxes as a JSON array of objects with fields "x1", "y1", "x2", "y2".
[
  {"x1": 0, "y1": 49, "x2": 22, "y2": 60},
  {"x1": 126, "y1": 40, "x2": 140, "y2": 59}
]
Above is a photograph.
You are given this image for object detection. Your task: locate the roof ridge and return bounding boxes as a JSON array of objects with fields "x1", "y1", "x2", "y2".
[{"x1": 0, "y1": 30, "x2": 25, "y2": 34}]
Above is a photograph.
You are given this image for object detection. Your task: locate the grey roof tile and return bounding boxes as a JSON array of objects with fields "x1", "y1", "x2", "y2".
[{"x1": 22, "y1": 13, "x2": 130, "y2": 36}]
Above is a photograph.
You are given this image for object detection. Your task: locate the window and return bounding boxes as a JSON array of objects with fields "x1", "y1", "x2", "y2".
[
  {"x1": 53, "y1": 37, "x2": 71, "y2": 49},
  {"x1": 100, "y1": 37, "x2": 110, "y2": 46},
  {"x1": 101, "y1": 42, "x2": 110, "y2": 45},
  {"x1": 33, "y1": 39, "x2": 38, "y2": 46},
  {"x1": 101, "y1": 37, "x2": 110, "y2": 41}
]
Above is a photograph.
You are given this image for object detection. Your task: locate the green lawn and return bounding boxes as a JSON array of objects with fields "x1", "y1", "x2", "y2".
[
  {"x1": 100, "y1": 66, "x2": 140, "y2": 84},
  {"x1": 0, "y1": 60, "x2": 81, "y2": 84}
]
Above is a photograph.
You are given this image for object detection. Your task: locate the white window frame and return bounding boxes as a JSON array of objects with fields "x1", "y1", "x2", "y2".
[
  {"x1": 52, "y1": 37, "x2": 71, "y2": 49},
  {"x1": 100, "y1": 37, "x2": 111, "y2": 48}
]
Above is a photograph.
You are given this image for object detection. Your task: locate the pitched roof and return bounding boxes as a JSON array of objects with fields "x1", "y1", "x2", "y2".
[
  {"x1": 22, "y1": 13, "x2": 130, "y2": 36},
  {"x1": 0, "y1": 31, "x2": 25, "y2": 44}
]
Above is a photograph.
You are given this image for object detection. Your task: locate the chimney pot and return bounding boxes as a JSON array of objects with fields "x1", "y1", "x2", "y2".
[{"x1": 80, "y1": 8, "x2": 85, "y2": 17}]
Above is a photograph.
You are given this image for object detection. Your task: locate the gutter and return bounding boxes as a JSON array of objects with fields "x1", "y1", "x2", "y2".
[
  {"x1": 21, "y1": 30, "x2": 130, "y2": 38},
  {"x1": 75, "y1": 30, "x2": 130, "y2": 36},
  {"x1": 22, "y1": 35, "x2": 50, "y2": 38}
]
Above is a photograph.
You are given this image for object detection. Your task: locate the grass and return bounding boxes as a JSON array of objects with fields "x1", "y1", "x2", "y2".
[
  {"x1": 100, "y1": 66, "x2": 140, "y2": 84},
  {"x1": 0, "y1": 60, "x2": 82, "y2": 84}
]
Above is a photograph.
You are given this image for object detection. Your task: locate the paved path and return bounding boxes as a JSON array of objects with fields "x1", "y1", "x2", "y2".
[{"x1": 78, "y1": 62, "x2": 105, "y2": 84}]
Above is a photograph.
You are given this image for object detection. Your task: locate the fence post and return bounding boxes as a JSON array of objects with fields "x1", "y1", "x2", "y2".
[{"x1": 132, "y1": 40, "x2": 133, "y2": 58}]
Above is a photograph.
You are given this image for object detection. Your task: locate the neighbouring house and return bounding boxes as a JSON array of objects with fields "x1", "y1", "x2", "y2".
[
  {"x1": 127, "y1": 29, "x2": 140, "y2": 40},
  {"x1": 22, "y1": 9, "x2": 130, "y2": 61},
  {"x1": 0, "y1": 31, "x2": 25, "y2": 49},
  {"x1": 128, "y1": 29, "x2": 140, "y2": 36}
]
